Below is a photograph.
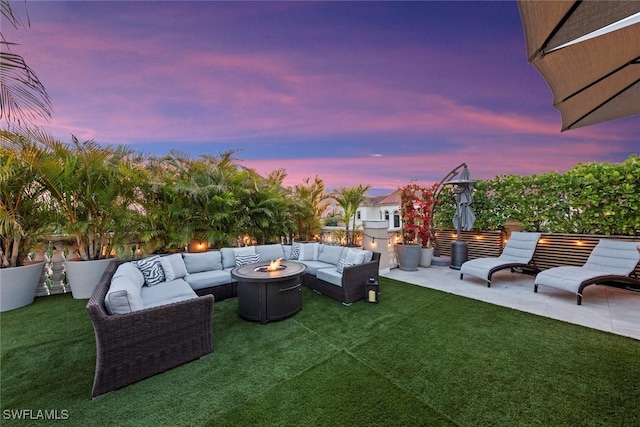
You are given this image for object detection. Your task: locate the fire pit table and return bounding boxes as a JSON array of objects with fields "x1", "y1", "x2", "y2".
[{"x1": 231, "y1": 260, "x2": 306, "y2": 324}]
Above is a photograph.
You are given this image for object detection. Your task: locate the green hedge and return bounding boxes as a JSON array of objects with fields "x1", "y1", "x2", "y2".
[{"x1": 434, "y1": 155, "x2": 639, "y2": 235}]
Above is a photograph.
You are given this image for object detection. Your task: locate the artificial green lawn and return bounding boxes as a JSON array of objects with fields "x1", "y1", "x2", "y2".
[{"x1": 1, "y1": 278, "x2": 639, "y2": 426}]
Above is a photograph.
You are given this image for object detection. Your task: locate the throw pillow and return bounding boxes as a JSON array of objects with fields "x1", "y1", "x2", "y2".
[
  {"x1": 158, "y1": 253, "x2": 188, "y2": 281},
  {"x1": 136, "y1": 255, "x2": 166, "y2": 286},
  {"x1": 235, "y1": 253, "x2": 261, "y2": 266},
  {"x1": 345, "y1": 249, "x2": 366, "y2": 265},
  {"x1": 298, "y1": 243, "x2": 319, "y2": 261},
  {"x1": 337, "y1": 258, "x2": 355, "y2": 274},
  {"x1": 290, "y1": 243, "x2": 300, "y2": 260}
]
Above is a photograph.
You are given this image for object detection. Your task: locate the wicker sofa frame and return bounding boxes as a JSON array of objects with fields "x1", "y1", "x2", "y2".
[
  {"x1": 303, "y1": 252, "x2": 381, "y2": 305},
  {"x1": 86, "y1": 260, "x2": 214, "y2": 399}
]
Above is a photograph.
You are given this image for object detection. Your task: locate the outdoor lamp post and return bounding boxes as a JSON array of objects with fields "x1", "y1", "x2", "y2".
[
  {"x1": 442, "y1": 166, "x2": 476, "y2": 270},
  {"x1": 365, "y1": 277, "x2": 379, "y2": 303}
]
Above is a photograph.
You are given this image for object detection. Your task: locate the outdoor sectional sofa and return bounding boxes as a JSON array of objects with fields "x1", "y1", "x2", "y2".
[{"x1": 86, "y1": 243, "x2": 380, "y2": 398}]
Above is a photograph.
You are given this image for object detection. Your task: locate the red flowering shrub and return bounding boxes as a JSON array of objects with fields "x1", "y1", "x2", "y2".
[{"x1": 400, "y1": 182, "x2": 439, "y2": 247}]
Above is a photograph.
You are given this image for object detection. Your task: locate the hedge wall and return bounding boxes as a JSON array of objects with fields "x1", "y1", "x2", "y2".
[{"x1": 433, "y1": 154, "x2": 639, "y2": 236}]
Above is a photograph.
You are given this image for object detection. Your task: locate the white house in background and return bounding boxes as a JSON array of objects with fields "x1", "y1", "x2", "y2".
[{"x1": 354, "y1": 189, "x2": 402, "y2": 231}]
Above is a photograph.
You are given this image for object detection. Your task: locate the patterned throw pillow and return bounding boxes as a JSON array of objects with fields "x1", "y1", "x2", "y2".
[
  {"x1": 290, "y1": 243, "x2": 300, "y2": 260},
  {"x1": 337, "y1": 258, "x2": 355, "y2": 274},
  {"x1": 235, "y1": 253, "x2": 261, "y2": 266},
  {"x1": 136, "y1": 255, "x2": 166, "y2": 286}
]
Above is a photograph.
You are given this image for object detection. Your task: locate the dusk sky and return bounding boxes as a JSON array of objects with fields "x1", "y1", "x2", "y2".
[{"x1": 5, "y1": 1, "x2": 639, "y2": 194}]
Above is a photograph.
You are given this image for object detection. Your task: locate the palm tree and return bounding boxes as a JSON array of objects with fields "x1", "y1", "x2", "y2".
[
  {"x1": 290, "y1": 176, "x2": 330, "y2": 242},
  {"x1": 331, "y1": 184, "x2": 371, "y2": 246},
  {"x1": 1, "y1": 0, "x2": 52, "y2": 127},
  {"x1": 28, "y1": 131, "x2": 141, "y2": 260},
  {"x1": 0, "y1": 130, "x2": 56, "y2": 267}
]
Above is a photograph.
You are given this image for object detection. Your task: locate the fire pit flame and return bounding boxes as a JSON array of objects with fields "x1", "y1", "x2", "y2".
[
  {"x1": 267, "y1": 258, "x2": 282, "y2": 272},
  {"x1": 254, "y1": 258, "x2": 287, "y2": 273}
]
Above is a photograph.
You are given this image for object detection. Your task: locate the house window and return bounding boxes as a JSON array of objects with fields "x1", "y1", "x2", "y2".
[
  {"x1": 356, "y1": 211, "x2": 361, "y2": 220},
  {"x1": 393, "y1": 210, "x2": 400, "y2": 228},
  {"x1": 384, "y1": 210, "x2": 390, "y2": 220}
]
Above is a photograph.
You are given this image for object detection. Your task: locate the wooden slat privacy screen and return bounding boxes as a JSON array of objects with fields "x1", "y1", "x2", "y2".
[{"x1": 435, "y1": 230, "x2": 640, "y2": 278}]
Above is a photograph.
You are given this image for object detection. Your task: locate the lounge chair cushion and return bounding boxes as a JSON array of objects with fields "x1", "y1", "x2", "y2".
[
  {"x1": 534, "y1": 239, "x2": 640, "y2": 295},
  {"x1": 460, "y1": 232, "x2": 541, "y2": 282}
]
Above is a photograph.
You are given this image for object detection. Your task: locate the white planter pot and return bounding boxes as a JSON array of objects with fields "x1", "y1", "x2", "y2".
[
  {"x1": 419, "y1": 247, "x2": 434, "y2": 268},
  {"x1": 0, "y1": 262, "x2": 44, "y2": 312},
  {"x1": 65, "y1": 258, "x2": 114, "y2": 299}
]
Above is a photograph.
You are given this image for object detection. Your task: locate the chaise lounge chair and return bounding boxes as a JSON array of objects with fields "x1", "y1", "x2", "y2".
[
  {"x1": 459, "y1": 232, "x2": 542, "y2": 287},
  {"x1": 534, "y1": 239, "x2": 640, "y2": 305}
]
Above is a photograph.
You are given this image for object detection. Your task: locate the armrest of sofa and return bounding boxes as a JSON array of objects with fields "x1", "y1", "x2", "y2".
[
  {"x1": 86, "y1": 260, "x2": 214, "y2": 398},
  {"x1": 340, "y1": 252, "x2": 381, "y2": 293}
]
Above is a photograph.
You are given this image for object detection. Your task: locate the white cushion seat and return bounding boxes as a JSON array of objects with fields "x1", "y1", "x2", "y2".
[
  {"x1": 460, "y1": 232, "x2": 542, "y2": 287},
  {"x1": 184, "y1": 270, "x2": 233, "y2": 291},
  {"x1": 141, "y1": 279, "x2": 196, "y2": 308},
  {"x1": 316, "y1": 267, "x2": 343, "y2": 287},
  {"x1": 534, "y1": 239, "x2": 640, "y2": 305}
]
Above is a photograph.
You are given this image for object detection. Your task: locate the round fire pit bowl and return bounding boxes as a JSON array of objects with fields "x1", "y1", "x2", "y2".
[{"x1": 231, "y1": 260, "x2": 306, "y2": 324}]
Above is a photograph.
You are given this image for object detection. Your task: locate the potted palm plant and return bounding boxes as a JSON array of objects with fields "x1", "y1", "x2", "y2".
[
  {"x1": 0, "y1": 130, "x2": 56, "y2": 311},
  {"x1": 31, "y1": 131, "x2": 142, "y2": 298}
]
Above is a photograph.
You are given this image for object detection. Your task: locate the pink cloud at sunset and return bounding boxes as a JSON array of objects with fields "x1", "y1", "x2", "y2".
[{"x1": 2, "y1": 1, "x2": 637, "y2": 195}]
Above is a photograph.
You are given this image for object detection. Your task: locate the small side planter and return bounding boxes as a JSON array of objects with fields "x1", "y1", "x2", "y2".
[
  {"x1": 419, "y1": 247, "x2": 434, "y2": 267},
  {"x1": 0, "y1": 262, "x2": 45, "y2": 312}
]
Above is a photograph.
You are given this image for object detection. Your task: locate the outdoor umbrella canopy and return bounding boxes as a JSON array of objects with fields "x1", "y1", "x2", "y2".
[
  {"x1": 517, "y1": 0, "x2": 640, "y2": 131},
  {"x1": 449, "y1": 166, "x2": 476, "y2": 234}
]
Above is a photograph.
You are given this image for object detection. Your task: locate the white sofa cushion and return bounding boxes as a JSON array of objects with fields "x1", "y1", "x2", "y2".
[
  {"x1": 297, "y1": 260, "x2": 333, "y2": 275},
  {"x1": 183, "y1": 251, "x2": 223, "y2": 274},
  {"x1": 112, "y1": 261, "x2": 145, "y2": 287},
  {"x1": 184, "y1": 270, "x2": 233, "y2": 291},
  {"x1": 345, "y1": 249, "x2": 366, "y2": 265},
  {"x1": 316, "y1": 267, "x2": 343, "y2": 287},
  {"x1": 140, "y1": 278, "x2": 196, "y2": 308},
  {"x1": 298, "y1": 243, "x2": 320, "y2": 261},
  {"x1": 318, "y1": 245, "x2": 346, "y2": 266},
  {"x1": 255, "y1": 244, "x2": 285, "y2": 262},
  {"x1": 159, "y1": 253, "x2": 188, "y2": 281},
  {"x1": 105, "y1": 275, "x2": 144, "y2": 314},
  {"x1": 221, "y1": 247, "x2": 256, "y2": 268}
]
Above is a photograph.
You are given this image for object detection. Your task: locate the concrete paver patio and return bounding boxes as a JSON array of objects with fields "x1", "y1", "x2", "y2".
[{"x1": 383, "y1": 265, "x2": 640, "y2": 341}]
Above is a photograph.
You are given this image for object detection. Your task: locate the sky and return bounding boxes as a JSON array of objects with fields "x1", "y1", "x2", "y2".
[{"x1": 4, "y1": 1, "x2": 639, "y2": 195}]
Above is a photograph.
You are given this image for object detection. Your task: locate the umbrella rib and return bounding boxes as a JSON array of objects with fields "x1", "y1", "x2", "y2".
[
  {"x1": 562, "y1": 56, "x2": 640, "y2": 103},
  {"x1": 532, "y1": 0, "x2": 582, "y2": 62},
  {"x1": 566, "y1": 76, "x2": 640, "y2": 130}
]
